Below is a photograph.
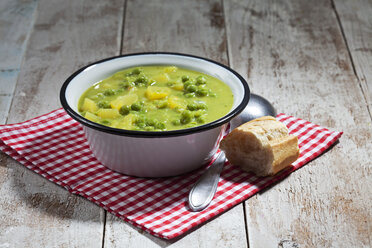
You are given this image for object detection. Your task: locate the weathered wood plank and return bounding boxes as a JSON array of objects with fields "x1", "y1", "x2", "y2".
[
  {"x1": 103, "y1": 0, "x2": 248, "y2": 247},
  {"x1": 0, "y1": 71, "x2": 18, "y2": 124},
  {"x1": 333, "y1": 0, "x2": 372, "y2": 109},
  {"x1": 122, "y1": 0, "x2": 228, "y2": 65},
  {"x1": 224, "y1": 0, "x2": 372, "y2": 247},
  {"x1": 105, "y1": 206, "x2": 246, "y2": 247},
  {"x1": 0, "y1": 0, "x2": 37, "y2": 124},
  {"x1": 8, "y1": 0, "x2": 124, "y2": 121},
  {"x1": 1, "y1": 0, "x2": 124, "y2": 247}
]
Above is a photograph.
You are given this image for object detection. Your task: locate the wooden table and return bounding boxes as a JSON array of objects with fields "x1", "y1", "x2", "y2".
[{"x1": 1, "y1": 0, "x2": 371, "y2": 247}]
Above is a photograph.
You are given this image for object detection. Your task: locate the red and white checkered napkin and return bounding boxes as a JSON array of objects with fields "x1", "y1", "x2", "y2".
[{"x1": 0, "y1": 109, "x2": 342, "y2": 239}]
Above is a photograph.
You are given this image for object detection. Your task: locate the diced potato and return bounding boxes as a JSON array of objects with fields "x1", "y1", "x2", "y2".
[
  {"x1": 97, "y1": 109, "x2": 120, "y2": 119},
  {"x1": 84, "y1": 112, "x2": 100, "y2": 122},
  {"x1": 171, "y1": 83, "x2": 184, "y2": 91},
  {"x1": 110, "y1": 94, "x2": 138, "y2": 110},
  {"x1": 119, "y1": 114, "x2": 136, "y2": 129},
  {"x1": 151, "y1": 73, "x2": 170, "y2": 83},
  {"x1": 110, "y1": 120, "x2": 120, "y2": 128},
  {"x1": 82, "y1": 98, "x2": 98, "y2": 113},
  {"x1": 111, "y1": 114, "x2": 135, "y2": 129},
  {"x1": 164, "y1": 66, "x2": 177, "y2": 73},
  {"x1": 146, "y1": 86, "x2": 171, "y2": 100},
  {"x1": 168, "y1": 95, "x2": 186, "y2": 109}
]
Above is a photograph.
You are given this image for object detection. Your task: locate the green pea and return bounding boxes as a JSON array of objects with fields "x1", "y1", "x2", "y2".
[
  {"x1": 196, "y1": 102, "x2": 207, "y2": 110},
  {"x1": 119, "y1": 105, "x2": 131, "y2": 115},
  {"x1": 155, "y1": 122, "x2": 166, "y2": 129},
  {"x1": 131, "y1": 68, "x2": 142, "y2": 75},
  {"x1": 174, "y1": 107, "x2": 184, "y2": 113},
  {"x1": 186, "y1": 85, "x2": 197, "y2": 93},
  {"x1": 187, "y1": 103, "x2": 198, "y2": 111},
  {"x1": 145, "y1": 118, "x2": 156, "y2": 126},
  {"x1": 96, "y1": 93, "x2": 104, "y2": 99},
  {"x1": 137, "y1": 122, "x2": 146, "y2": 128},
  {"x1": 194, "y1": 110, "x2": 205, "y2": 117},
  {"x1": 180, "y1": 110, "x2": 193, "y2": 124},
  {"x1": 131, "y1": 102, "x2": 142, "y2": 111},
  {"x1": 101, "y1": 120, "x2": 110, "y2": 125},
  {"x1": 196, "y1": 76, "x2": 207, "y2": 85},
  {"x1": 97, "y1": 101, "x2": 111, "y2": 109},
  {"x1": 136, "y1": 116, "x2": 145, "y2": 124},
  {"x1": 183, "y1": 81, "x2": 194, "y2": 87},
  {"x1": 156, "y1": 100, "x2": 168, "y2": 109},
  {"x1": 196, "y1": 88, "x2": 208, "y2": 97},
  {"x1": 196, "y1": 116, "x2": 206, "y2": 124},
  {"x1": 103, "y1": 89, "x2": 115, "y2": 96},
  {"x1": 182, "y1": 75, "x2": 190, "y2": 82},
  {"x1": 119, "y1": 81, "x2": 134, "y2": 89},
  {"x1": 144, "y1": 126, "x2": 155, "y2": 131},
  {"x1": 135, "y1": 75, "x2": 148, "y2": 85},
  {"x1": 172, "y1": 119, "x2": 181, "y2": 126},
  {"x1": 185, "y1": 93, "x2": 195, "y2": 98}
]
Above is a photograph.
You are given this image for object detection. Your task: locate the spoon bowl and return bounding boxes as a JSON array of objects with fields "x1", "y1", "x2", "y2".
[{"x1": 230, "y1": 94, "x2": 277, "y2": 129}]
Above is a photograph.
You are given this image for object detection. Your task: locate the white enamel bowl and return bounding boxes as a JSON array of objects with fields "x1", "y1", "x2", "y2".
[{"x1": 60, "y1": 53, "x2": 250, "y2": 177}]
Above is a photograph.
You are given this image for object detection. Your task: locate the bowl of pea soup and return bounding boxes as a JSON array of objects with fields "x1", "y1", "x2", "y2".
[{"x1": 60, "y1": 53, "x2": 250, "y2": 177}]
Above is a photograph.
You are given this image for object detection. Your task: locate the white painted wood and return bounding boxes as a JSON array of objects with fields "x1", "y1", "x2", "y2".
[
  {"x1": 0, "y1": 161, "x2": 105, "y2": 247},
  {"x1": 104, "y1": 206, "x2": 247, "y2": 248},
  {"x1": 122, "y1": 0, "x2": 228, "y2": 65},
  {"x1": 2, "y1": 0, "x2": 372, "y2": 246},
  {"x1": 0, "y1": 0, "x2": 37, "y2": 124},
  {"x1": 8, "y1": 0, "x2": 124, "y2": 121},
  {"x1": 1, "y1": 0, "x2": 124, "y2": 247},
  {"x1": 333, "y1": 0, "x2": 372, "y2": 107},
  {"x1": 224, "y1": 0, "x2": 372, "y2": 247},
  {"x1": 104, "y1": 0, "x2": 248, "y2": 247}
]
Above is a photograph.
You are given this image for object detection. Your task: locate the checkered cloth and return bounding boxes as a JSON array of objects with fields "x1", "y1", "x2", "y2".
[{"x1": 0, "y1": 109, "x2": 342, "y2": 239}]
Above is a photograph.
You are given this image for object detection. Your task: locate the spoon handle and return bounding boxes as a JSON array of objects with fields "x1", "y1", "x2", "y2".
[{"x1": 188, "y1": 152, "x2": 226, "y2": 211}]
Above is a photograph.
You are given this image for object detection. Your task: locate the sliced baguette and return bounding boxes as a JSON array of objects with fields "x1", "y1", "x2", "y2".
[{"x1": 220, "y1": 116, "x2": 299, "y2": 176}]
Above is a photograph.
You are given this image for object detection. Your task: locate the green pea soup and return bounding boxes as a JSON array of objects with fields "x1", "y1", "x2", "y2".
[{"x1": 78, "y1": 65, "x2": 234, "y2": 131}]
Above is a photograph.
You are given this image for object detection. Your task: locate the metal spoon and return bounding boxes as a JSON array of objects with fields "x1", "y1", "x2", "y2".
[{"x1": 188, "y1": 94, "x2": 277, "y2": 211}]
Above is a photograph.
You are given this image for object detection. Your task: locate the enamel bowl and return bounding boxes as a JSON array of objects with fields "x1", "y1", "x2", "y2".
[{"x1": 60, "y1": 53, "x2": 250, "y2": 177}]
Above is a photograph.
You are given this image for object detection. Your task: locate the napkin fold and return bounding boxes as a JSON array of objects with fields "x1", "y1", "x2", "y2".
[{"x1": 0, "y1": 109, "x2": 342, "y2": 239}]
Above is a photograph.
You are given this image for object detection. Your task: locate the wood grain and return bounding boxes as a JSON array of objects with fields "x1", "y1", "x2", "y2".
[
  {"x1": 8, "y1": 0, "x2": 124, "y2": 122},
  {"x1": 224, "y1": 0, "x2": 372, "y2": 247},
  {"x1": 0, "y1": 0, "x2": 37, "y2": 124},
  {"x1": 1, "y1": 0, "x2": 124, "y2": 247},
  {"x1": 2, "y1": 0, "x2": 372, "y2": 246},
  {"x1": 103, "y1": 0, "x2": 248, "y2": 247},
  {"x1": 334, "y1": 0, "x2": 372, "y2": 109},
  {"x1": 122, "y1": 0, "x2": 228, "y2": 65},
  {"x1": 104, "y1": 206, "x2": 246, "y2": 248}
]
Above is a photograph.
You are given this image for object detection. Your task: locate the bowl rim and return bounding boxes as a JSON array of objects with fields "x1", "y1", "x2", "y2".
[{"x1": 60, "y1": 52, "x2": 250, "y2": 138}]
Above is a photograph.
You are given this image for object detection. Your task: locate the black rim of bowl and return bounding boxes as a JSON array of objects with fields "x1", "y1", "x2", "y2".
[{"x1": 60, "y1": 52, "x2": 250, "y2": 138}]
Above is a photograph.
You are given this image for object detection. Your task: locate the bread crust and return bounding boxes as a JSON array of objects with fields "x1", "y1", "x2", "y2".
[{"x1": 220, "y1": 116, "x2": 299, "y2": 176}]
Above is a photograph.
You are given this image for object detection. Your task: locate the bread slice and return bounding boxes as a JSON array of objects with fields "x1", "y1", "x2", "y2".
[{"x1": 220, "y1": 116, "x2": 299, "y2": 176}]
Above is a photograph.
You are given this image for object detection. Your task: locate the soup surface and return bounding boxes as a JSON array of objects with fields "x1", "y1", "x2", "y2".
[{"x1": 78, "y1": 66, "x2": 234, "y2": 131}]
